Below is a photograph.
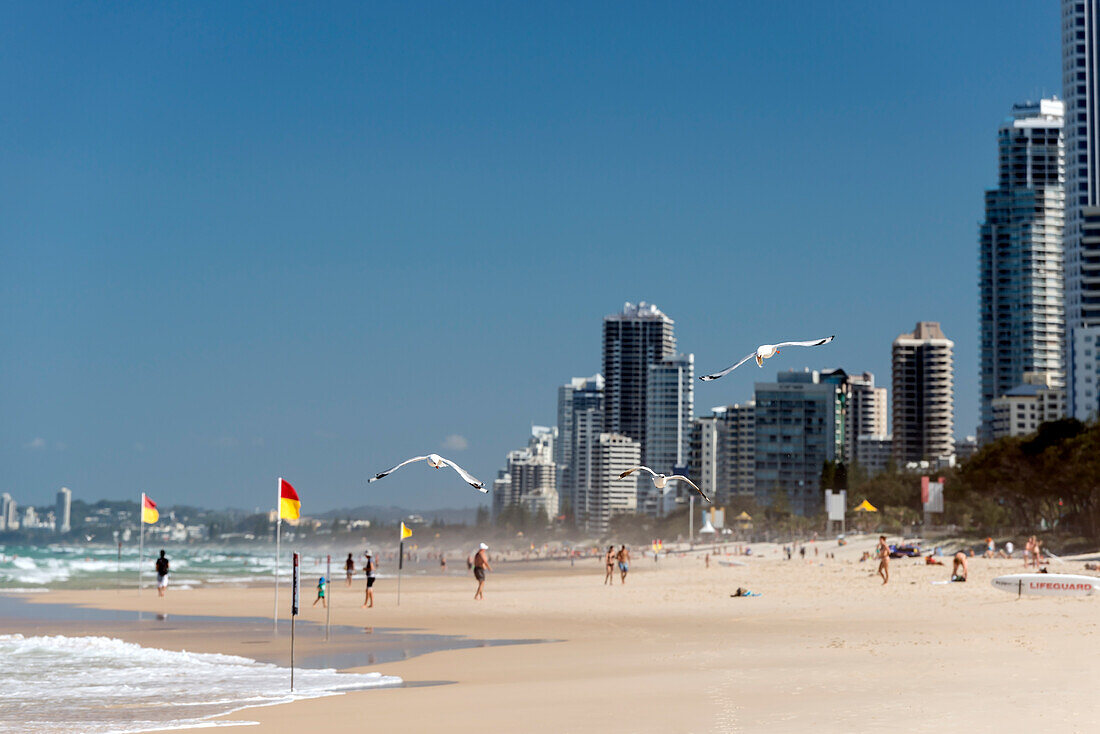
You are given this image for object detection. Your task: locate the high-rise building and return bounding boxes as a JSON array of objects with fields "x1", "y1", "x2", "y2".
[
  {"x1": 583, "y1": 433, "x2": 641, "y2": 534},
  {"x1": 56, "y1": 487, "x2": 72, "y2": 534},
  {"x1": 892, "y1": 322, "x2": 955, "y2": 464},
  {"x1": 555, "y1": 374, "x2": 604, "y2": 517},
  {"x1": 1063, "y1": 0, "x2": 1100, "y2": 420},
  {"x1": 689, "y1": 402, "x2": 755, "y2": 506},
  {"x1": 3, "y1": 495, "x2": 18, "y2": 531},
  {"x1": 493, "y1": 427, "x2": 559, "y2": 522},
  {"x1": 572, "y1": 405, "x2": 603, "y2": 529},
  {"x1": 754, "y1": 370, "x2": 841, "y2": 516},
  {"x1": 855, "y1": 435, "x2": 894, "y2": 476},
  {"x1": 0, "y1": 493, "x2": 10, "y2": 532},
  {"x1": 990, "y1": 372, "x2": 1067, "y2": 440},
  {"x1": 643, "y1": 354, "x2": 694, "y2": 515},
  {"x1": 491, "y1": 470, "x2": 512, "y2": 520},
  {"x1": 602, "y1": 302, "x2": 676, "y2": 457},
  {"x1": 845, "y1": 372, "x2": 888, "y2": 464},
  {"x1": 979, "y1": 98, "x2": 1065, "y2": 441}
]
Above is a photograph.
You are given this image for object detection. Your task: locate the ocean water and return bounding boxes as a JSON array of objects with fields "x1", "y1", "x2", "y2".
[
  {"x1": 0, "y1": 634, "x2": 402, "y2": 733},
  {"x1": 0, "y1": 545, "x2": 377, "y2": 590}
]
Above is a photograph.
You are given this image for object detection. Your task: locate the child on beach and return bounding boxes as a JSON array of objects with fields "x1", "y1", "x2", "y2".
[{"x1": 313, "y1": 576, "x2": 327, "y2": 607}]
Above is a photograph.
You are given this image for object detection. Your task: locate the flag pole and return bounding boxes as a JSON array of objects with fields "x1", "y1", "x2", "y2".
[
  {"x1": 397, "y1": 539, "x2": 404, "y2": 606},
  {"x1": 325, "y1": 554, "x2": 331, "y2": 641},
  {"x1": 138, "y1": 492, "x2": 145, "y2": 595},
  {"x1": 274, "y1": 478, "x2": 281, "y2": 633}
]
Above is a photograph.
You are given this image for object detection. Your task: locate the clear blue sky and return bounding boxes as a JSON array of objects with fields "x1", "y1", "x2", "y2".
[{"x1": 1, "y1": 1, "x2": 1062, "y2": 511}]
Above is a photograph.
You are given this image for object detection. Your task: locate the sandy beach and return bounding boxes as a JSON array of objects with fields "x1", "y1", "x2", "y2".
[{"x1": 9, "y1": 539, "x2": 1097, "y2": 734}]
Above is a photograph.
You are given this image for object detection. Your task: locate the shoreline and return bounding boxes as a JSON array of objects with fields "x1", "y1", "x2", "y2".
[{"x1": 6, "y1": 548, "x2": 1100, "y2": 733}]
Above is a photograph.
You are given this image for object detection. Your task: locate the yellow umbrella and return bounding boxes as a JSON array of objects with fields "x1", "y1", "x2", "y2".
[
  {"x1": 853, "y1": 499, "x2": 878, "y2": 513},
  {"x1": 736, "y1": 511, "x2": 752, "y2": 520}
]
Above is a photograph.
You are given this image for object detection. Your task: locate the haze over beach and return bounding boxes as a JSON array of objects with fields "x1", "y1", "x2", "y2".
[{"x1": 3, "y1": 2, "x2": 1100, "y2": 733}]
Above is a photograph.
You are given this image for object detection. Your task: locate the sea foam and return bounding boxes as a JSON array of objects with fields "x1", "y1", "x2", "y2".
[{"x1": 0, "y1": 634, "x2": 402, "y2": 733}]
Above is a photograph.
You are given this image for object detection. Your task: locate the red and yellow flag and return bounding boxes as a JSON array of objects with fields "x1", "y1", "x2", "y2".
[
  {"x1": 141, "y1": 494, "x2": 159, "y2": 524},
  {"x1": 279, "y1": 478, "x2": 301, "y2": 520}
]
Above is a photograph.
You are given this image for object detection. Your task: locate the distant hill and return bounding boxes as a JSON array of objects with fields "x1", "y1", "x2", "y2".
[{"x1": 316, "y1": 505, "x2": 479, "y2": 525}]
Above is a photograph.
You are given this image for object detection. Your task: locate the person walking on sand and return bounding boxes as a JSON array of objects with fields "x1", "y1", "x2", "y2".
[
  {"x1": 604, "y1": 545, "x2": 616, "y2": 585},
  {"x1": 876, "y1": 536, "x2": 890, "y2": 585},
  {"x1": 313, "y1": 576, "x2": 327, "y2": 607},
  {"x1": 155, "y1": 550, "x2": 170, "y2": 597},
  {"x1": 473, "y1": 543, "x2": 491, "y2": 600},
  {"x1": 617, "y1": 545, "x2": 630, "y2": 584},
  {"x1": 345, "y1": 553, "x2": 355, "y2": 587},
  {"x1": 440, "y1": 555, "x2": 447, "y2": 573},
  {"x1": 361, "y1": 552, "x2": 376, "y2": 608},
  {"x1": 705, "y1": 553, "x2": 710, "y2": 569}
]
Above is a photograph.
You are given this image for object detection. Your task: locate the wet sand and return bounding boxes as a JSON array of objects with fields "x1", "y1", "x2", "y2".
[{"x1": 13, "y1": 539, "x2": 1100, "y2": 733}]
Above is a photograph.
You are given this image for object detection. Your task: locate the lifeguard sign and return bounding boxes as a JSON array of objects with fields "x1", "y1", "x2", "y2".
[
  {"x1": 921, "y1": 476, "x2": 944, "y2": 514},
  {"x1": 824, "y1": 489, "x2": 846, "y2": 534}
]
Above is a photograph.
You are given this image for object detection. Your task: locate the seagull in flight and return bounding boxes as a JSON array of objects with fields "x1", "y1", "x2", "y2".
[
  {"x1": 619, "y1": 466, "x2": 710, "y2": 503},
  {"x1": 368, "y1": 453, "x2": 486, "y2": 492},
  {"x1": 700, "y1": 336, "x2": 835, "y2": 381}
]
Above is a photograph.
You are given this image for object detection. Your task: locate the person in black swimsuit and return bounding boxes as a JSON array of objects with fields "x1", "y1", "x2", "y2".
[{"x1": 361, "y1": 552, "x2": 376, "y2": 608}]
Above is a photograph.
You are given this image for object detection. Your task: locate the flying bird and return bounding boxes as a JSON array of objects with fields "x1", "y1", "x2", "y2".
[
  {"x1": 368, "y1": 453, "x2": 486, "y2": 492},
  {"x1": 700, "y1": 336, "x2": 835, "y2": 381},
  {"x1": 619, "y1": 466, "x2": 710, "y2": 503}
]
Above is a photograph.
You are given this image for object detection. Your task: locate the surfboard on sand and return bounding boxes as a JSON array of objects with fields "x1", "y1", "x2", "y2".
[
  {"x1": 991, "y1": 573, "x2": 1098, "y2": 597},
  {"x1": 717, "y1": 560, "x2": 746, "y2": 567}
]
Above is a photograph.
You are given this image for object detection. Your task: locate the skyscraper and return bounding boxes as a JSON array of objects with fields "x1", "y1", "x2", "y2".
[
  {"x1": 979, "y1": 98, "x2": 1065, "y2": 441},
  {"x1": 754, "y1": 370, "x2": 841, "y2": 516},
  {"x1": 493, "y1": 427, "x2": 559, "y2": 522},
  {"x1": 892, "y1": 322, "x2": 955, "y2": 464},
  {"x1": 689, "y1": 402, "x2": 755, "y2": 506},
  {"x1": 572, "y1": 406, "x2": 603, "y2": 529},
  {"x1": 583, "y1": 433, "x2": 641, "y2": 534},
  {"x1": 555, "y1": 374, "x2": 604, "y2": 518},
  {"x1": 56, "y1": 487, "x2": 72, "y2": 534},
  {"x1": 1063, "y1": 0, "x2": 1100, "y2": 420},
  {"x1": 845, "y1": 371, "x2": 888, "y2": 464},
  {"x1": 602, "y1": 302, "x2": 676, "y2": 457},
  {"x1": 643, "y1": 353, "x2": 694, "y2": 515}
]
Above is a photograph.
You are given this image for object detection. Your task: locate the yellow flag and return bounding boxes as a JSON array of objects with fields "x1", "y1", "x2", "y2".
[
  {"x1": 141, "y1": 494, "x2": 159, "y2": 524},
  {"x1": 400, "y1": 521, "x2": 413, "y2": 540}
]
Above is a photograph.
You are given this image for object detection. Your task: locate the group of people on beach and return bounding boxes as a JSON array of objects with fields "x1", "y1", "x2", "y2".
[
  {"x1": 330, "y1": 543, "x2": 493, "y2": 606},
  {"x1": 602, "y1": 545, "x2": 631, "y2": 584}
]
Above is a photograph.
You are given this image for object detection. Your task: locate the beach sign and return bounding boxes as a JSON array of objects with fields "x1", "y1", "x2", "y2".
[{"x1": 991, "y1": 573, "x2": 1098, "y2": 597}]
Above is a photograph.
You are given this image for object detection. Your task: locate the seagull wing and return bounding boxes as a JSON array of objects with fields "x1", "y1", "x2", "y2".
[
  {"x1": 619, "y1": 466, "x2": 657, "y2": 479},
  {"x1": 669, "y1": 475, "x2": 711, "y2": 503},
  {"x1": 774, "y1": 335, "x2": 835, "y2": 349},
  {"x1": 699, "y1": 352, "x2": 756, "y2": 381},
  {"x1": 368, "y1": 456, "x2": 429, "y2": 483},
  {"x1": 439, "y1": 457, "x2": 487, "y2": 492}
]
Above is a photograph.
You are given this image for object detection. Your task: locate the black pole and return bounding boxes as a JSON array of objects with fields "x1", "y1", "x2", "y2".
[{"x1": 397, "y1": 540, "x2": 404, "y2": 606}]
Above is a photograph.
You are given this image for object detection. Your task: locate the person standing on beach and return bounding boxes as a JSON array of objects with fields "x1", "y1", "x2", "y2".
[
  {"x1": 361, "y1": 552, "x2": 376, "y2": 608},
  {"x1": 155, "y1": 550, "x2": 170, "y2": 597},
  {"x1": 313, "y1": 576, "x2": 327, "y2": 607},
  {"x1": 345, "y1": 553, "x2": 355, "y2": 587},
  {"x1": 604, "y1": 545, "x2": 615, "y2": 585},
  {"x1": 876, "y1": 536, "x2": 890, "y2": 585},
  {"x1": 473, "y1": 543, "x2": 491, "y2": 600},
  {"x1": 440, "y1": 555, "x2": 447, "y2": 573},
  {"x1": 617, "y1": 545, "x2": 630, "y2": 584}
]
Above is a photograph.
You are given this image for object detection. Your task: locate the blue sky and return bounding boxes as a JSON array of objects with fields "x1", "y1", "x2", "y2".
[{"x1": 1, "y1": 2, "x2": 1062, "y2": 511}]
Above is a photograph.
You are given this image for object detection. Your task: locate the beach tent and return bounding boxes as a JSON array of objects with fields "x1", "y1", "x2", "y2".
[{"x1": 853, "y1": 499, "x2": 878, "y2": 512}]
